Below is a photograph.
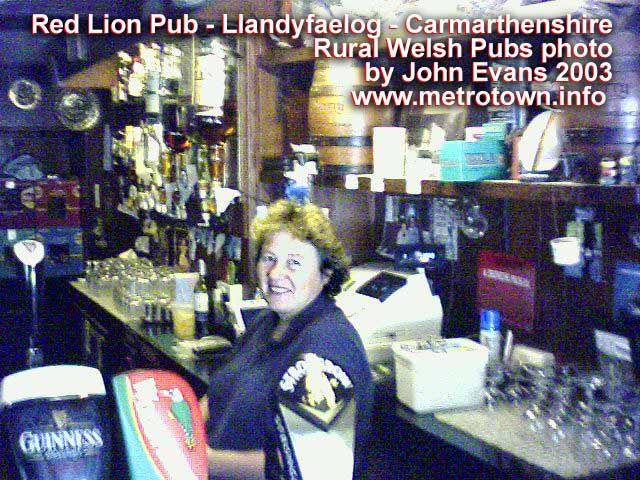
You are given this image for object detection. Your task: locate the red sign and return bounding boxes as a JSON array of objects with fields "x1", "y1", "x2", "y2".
[{"x1": 477, "y1": 251, "x2": 536, "y2": 332}]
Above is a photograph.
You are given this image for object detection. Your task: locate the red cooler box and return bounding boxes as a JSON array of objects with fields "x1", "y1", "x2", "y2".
[
  {"x1": 111, "y1": 369, "x2": 208, "y2": 480},
  {"x1": 35, "y1": 179, "x2": 80, "y2": 228},
  {"x1": 0, "y1": 365, "x2": 112, "y2": 480}
]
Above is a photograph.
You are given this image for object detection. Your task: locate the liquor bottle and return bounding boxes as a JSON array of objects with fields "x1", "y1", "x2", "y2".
[
  {"x1": 115, "y1": 51, "x2": 132, "y2": 103},
  {"x1": 128, "y1": 45, "x2": 146, "y2": 98},
  {"x1": 209, "y1": 144, "x2": 224, "y2": 187},
  {"x1": 194, "y1": 259, "x2": 210, "y2": 338},
  {"x1": 197, "y1": 144, "x2": 211, "y2": 184},
  {"x1": 160, "y1": 43, "x2": 183, "y2": 99},
  {"x1": 211, "y1": 287, "x2": 236, "y2": 342}
]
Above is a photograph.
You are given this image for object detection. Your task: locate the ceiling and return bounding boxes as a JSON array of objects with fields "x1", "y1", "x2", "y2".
[
  {"x1": 0, "y1": 0, "x2": 276, "y2": 75},
  {"x1": 0, "y1": 1, "x2": 206, "y2": 68},
  {"x1": 0, "y1": 2, "x2": 141, "y2": 68}
]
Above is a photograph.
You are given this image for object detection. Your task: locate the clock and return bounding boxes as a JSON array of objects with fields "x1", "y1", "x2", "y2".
[{"x1": 8, "y1": 78, "x2": 43, "y2": 110}]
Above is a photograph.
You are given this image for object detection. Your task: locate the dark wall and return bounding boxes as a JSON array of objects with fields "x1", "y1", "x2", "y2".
[
  {"x1": 415, "y1": 198, "x2": 640, "y2": 369},
  {"x1": 0, "y1": 65, "x2": 64, "y2": 131}
]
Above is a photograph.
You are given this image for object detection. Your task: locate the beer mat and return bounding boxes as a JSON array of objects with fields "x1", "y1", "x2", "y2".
[{"x1": 434, "y1": 405, "x2": 636, "y2": 478}]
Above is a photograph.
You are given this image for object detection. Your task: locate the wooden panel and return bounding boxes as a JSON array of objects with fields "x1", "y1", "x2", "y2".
[
  {"x1": 239, "y1": 36, "x2": 285, "y2": 288},
  {"x1": 60, "y1": 55, "x2": 118, "y2": 89},
  {"x1": 311, "y1": 186, "x2": 377, "y2": 266},
  {"x1": 442, "y1": 198, "x2": 640, "y2": 368}
]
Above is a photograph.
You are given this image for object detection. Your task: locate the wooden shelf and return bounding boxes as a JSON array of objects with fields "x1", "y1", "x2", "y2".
[{"x1": 311, "y1": 175, "x2": 640, "y2": 206}]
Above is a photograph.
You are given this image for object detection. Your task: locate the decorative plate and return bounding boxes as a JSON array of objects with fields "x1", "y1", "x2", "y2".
[
  {"x1": 8, "y1": 79, "x2": 43, "y2": 110},
  {"x1": 54, "y1": 89, "x2": 101, "y2": 131}
]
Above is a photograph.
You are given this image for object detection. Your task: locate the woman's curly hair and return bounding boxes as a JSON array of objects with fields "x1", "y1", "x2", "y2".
[{"x1": 250, "y1": 200, "x2": 350, "y2": 297}]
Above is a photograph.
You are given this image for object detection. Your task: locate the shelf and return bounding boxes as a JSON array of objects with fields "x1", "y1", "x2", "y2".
[{"x1": 311, "y1": 175, "x2": 640, "y2": 206}]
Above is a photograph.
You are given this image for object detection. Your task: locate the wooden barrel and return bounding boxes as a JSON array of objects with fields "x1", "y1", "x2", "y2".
[
  {"x1": 562, "y1": 7, "x2": 640, "y2": 173},
  {"x1": 308, "y1": 59, "x2": 393, "y2": 175}
]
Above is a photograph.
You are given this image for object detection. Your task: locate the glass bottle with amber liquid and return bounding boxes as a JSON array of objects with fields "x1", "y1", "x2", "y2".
[{"x1": 209, "y1": 144, "x2": 224, "y2": 187}]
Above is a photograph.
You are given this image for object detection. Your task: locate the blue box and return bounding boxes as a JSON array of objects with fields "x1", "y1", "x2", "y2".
[
  {"x1": 0, "y1": 227, "x2": 84, "y2": 279},
  {"x1": 36, "y1": 227, "x2": 84, "y2": 278},
  {"x1": 0, "y1": 229, "x2": 39, "y2": 279},
  {"x1": 439, "y1": 140, "x2": 506, "y2": 182}
]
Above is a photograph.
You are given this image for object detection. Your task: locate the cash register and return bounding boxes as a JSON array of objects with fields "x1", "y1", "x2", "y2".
[{"x1": 336, "y1": 263, "x2": 443, "y2": 364}]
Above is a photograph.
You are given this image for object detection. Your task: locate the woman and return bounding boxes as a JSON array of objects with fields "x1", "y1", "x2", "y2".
[{"x1": 200, "y1": 199, "x2": 374, "y2": 479}]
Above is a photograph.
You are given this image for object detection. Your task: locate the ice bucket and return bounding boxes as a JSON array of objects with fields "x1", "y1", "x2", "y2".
[{"x1": 392, "y1": 338, "x2": 489, "y2": 413}]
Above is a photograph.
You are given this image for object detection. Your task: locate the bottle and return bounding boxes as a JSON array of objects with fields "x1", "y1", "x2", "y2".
[
  {"x1": 209, "y1": 144, "x2": 224, "y2": 187},
  {"x1": 480, "y1": 309, "x2": 502, "y2": 367},
  {"x1": 194, "y1": 259, "x2": 210, "y2": 338},
  {"x1": 210, "y1": 287, "x2": 236, "y2": 342}
]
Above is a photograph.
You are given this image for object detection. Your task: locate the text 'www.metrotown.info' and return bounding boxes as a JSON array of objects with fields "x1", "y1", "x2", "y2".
[{"x1": 350, "y1": 86, "x2": 606, "y2": 108}]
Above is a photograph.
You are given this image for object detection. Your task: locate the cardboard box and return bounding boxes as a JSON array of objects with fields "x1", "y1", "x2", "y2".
[
  {"x1": 36, "y1": 227, "x2": 84, "y2": 277},
  {"x1": 392, "y1": 338, "x2": 488, "y2": 413},
  {"x1": 439, "y1": 140, "x2": 506, "y2": 182},
  {"x1": 35, "y1": 179, "x2": 80, "y2": 227}
]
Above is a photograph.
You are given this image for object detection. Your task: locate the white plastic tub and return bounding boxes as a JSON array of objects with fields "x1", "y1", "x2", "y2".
[{"x1": 392, "y1": 338, "x2": 489, "y2": 413}]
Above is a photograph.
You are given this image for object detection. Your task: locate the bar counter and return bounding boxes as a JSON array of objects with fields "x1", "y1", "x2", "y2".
[{"x1": 68, "y1": 280, "x2": 639, "y2": 479}]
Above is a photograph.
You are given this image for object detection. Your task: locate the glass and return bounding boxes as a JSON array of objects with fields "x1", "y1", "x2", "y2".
[
  {"x1": 482, "y1": 361, "x2": 640, "y2": 468},
  {"x1": 459, "y1": 197, "x2": 488, "y2": 239},
  {"x1": 163, "y1": 131, "x2": 191, "y2": 153},
  {"x1": 172, "y1": 303, "x2": 196, "y2": 340}
]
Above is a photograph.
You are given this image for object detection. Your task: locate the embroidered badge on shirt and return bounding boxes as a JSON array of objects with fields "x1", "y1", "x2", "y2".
[{"x1": 278, "y1": 353, "x2": 353, "y2": 431}]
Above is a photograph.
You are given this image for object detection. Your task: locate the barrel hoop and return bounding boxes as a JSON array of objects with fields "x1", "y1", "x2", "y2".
[
  {"x1": 310, "y1": 85, "x2": 382, "y2": 96},
  {"x1": 311, "y1": 136, "x2": 372, "y2": 147},
  {"x1": 319, "y1": 164, "x2": 372, "y2": 175}
]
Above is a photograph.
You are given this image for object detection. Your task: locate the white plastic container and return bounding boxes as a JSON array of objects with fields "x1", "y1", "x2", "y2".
[{"x1": 392, "y1": 338, "x2": 489, "y2": 413}]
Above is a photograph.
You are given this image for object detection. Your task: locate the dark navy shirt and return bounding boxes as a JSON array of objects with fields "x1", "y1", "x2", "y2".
[{"x1": 205, "y1": 293, "x2": 374, "y2": 479}]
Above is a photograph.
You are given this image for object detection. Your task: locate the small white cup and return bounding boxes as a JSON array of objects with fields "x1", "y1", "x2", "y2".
[{"x1": 549, "y1": 236, "x2": 582, "y2": 266}]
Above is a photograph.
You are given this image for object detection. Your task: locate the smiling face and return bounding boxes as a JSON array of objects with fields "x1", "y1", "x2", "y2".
[{"x1": 257, "y1": 230, "x2": 330, "y2": 320}]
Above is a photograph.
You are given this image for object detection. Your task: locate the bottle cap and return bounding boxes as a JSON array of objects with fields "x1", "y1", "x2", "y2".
[{"x1": 480, "y1": 309, "x2": 501, "y2": 331}]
